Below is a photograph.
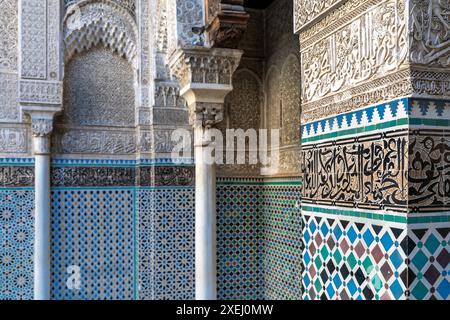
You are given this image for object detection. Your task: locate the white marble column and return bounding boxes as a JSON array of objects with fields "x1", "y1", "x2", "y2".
[
  {"x1": 170, "y1": 48, "x2": 243, "y2": 300},
  {"x1": 194, "y1": 125, "x2": 217, "y2": 300},
  {"x1": 30, "y1": 117, "x2": 54, "y2": 300}
]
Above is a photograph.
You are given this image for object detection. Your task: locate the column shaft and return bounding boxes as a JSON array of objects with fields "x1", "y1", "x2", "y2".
[
  {"x1": 34, "y1": 138, "x2": 51, "y2": 300},
  {"x1": 195, "y1": 127, "x2": 217, "y2": 300}
]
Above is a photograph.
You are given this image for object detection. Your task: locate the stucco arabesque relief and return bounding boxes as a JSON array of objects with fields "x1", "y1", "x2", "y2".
[{"x1": 297, "y1": 0, "x2": 450, "y2": 123}]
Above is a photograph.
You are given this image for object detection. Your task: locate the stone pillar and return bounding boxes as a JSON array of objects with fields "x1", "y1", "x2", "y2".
[
  {"x1": 21, "y1": 108, "x2": 59, "y2": 300},
  {"x1": 170, "y1": 47, "x2": 242, "y2": 300},
  {"x1": 31, "y1": 117, "x2": 53, "y2": 300},
  {"x1": 295, "y1": 0, "x2": 450, "y2": 300}
]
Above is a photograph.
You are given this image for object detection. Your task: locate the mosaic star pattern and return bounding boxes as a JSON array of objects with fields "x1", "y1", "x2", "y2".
[
  {"x1": 0, "y1": 189, "x2": 34, "y2": 300},
  {"x1": 262, "y1": 184, "x2": 303, "y2": 300},
  {"x1": 216, "y1": 180, "x2": 302, "y2": 300},
  {"x1": 217, "y1": 184, "x2": 264, "y2": 300},
  {"x1": 138, "y1": 188, "x2": 195, "y2": 300}
]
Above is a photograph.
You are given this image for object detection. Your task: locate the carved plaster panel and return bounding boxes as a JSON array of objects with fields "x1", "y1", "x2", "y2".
[
  {"x1": 300, "y1": 0, "x2": 408, "y2": 119},
  {"x1": 294, "y1": 0, "x2": 346, "y2": 33},
  {"x1": 0, "y1": 74, "x2": 19, "y2": 121},
  {"x1": 0, "y1": 0, "x2": 18, "y2": 72},
  {"x1": 20, "y1": 0, "x2": 47, "y2": 79},
  {"x1": 225, "y1": 69, "x2": 261, "y2": 130},
  {"x1": 175, "y1": 0, "x2": 204, "y2": 47},
  {"x1": 65, "y1": 0, "x2": 136, "y2": 18},
  {"x1": 62, "y1": 48, "x2": 135, "y2": 127},
  {"x1": 54, "y1": 128, "x2": 137, "y2": 155},
  {"x1": 410, "y1": 0, "x2": 450, "y2": 67},
  {"x1": 0, "y1": 128, "x2": 28, "y2": 154},
  {"x1": 63, "y1": 0, "x2": 138, "y2": 67}
]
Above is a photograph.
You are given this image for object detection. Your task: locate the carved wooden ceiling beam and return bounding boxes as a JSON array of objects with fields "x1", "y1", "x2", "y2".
[{"x1": 205, "y1": 0, "x2": 250, "y2": 49}]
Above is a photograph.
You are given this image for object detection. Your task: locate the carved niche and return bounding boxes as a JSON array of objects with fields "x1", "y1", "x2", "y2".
[{"x1": 62, "y1": 47, "x2": 135, "y2": 127}]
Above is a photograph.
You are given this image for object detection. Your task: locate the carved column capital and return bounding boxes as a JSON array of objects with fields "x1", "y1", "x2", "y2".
[
  {"x1": 31, "y1": 118, "x2": 53, "y2": 138},
  {"x1": 169, "y1": 47, "x2": 243, "y2": 128},
  {"x1": 21, "y1": 106, "x2": 60, "y2": 155}
]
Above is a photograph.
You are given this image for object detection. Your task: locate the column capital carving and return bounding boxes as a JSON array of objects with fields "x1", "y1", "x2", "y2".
[
  {"x1": 21, "y1": 105, "x2": 61, "y2": 155},
  {"x1": 31, "y1": 118, "x2": 54, "y2": 138},
  {"x1": 169, "y1": 47, "x2": 242, "y2": 127}
]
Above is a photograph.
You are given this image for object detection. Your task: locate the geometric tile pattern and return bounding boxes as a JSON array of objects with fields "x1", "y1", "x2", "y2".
[
  {"x1": 302, "y1": 209, "x2": 408, "y2": 300},
  {"x1": 262, "y1": 184, "x2": 303, "y2": 300},
  {"x1": 216, "y1": 180, "x2": 302, "y2": 300},
  {"x1": 0, "y1": 190, "x2": 34, "y2": 300},
  {"x1": 408, "y1": 224, "x2": 450, "y2": 300},
  {"x1": 138, "y1": 187, "x2": 195, "y2": 300},
  {"x1": 51, "y1": 189, "x2": 136, "y2": 300},
  {"x1": 217, "y1": 183, "x2": 264, "y2": 300}
]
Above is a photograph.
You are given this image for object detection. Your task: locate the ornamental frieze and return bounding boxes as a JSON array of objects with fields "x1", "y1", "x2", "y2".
[
  {"x1": 0, "y1": 166, "x2": 34, "y2": 187},
  {"x1": 294, "y1": 0, "x2": 345, "y2": 33},
  {"x1": 300, "y1": 0, "x2": 407, "y2": 104},
  {"x1": 138, "y1": 166, "x2": 195, "y2": 187},
  {"x1": 51, "y1": 166, "x2": 136, "y2": 187}
]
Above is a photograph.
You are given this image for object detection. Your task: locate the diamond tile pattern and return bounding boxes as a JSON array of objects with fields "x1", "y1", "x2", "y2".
[
  {"x1": 302, "y1": 212, "x2": 408, "y2": 300},
  {"x1": 408, "y1": 226, "x2": 450, "y2": 300}
]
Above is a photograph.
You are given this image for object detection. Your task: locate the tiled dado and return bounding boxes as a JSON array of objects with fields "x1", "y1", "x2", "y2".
[
  {"x1": 216, "y1": 178, "x2": 303, "y2": 300},
  {"x1": 137, "y1": 165, "x2": 195, "y2": 300},
  {"x1": 1, "y1": 158, "x2": 196, "y2": 300},
  {"x1": 302, "y1": 205, "x2": 450, "y2": 300},
  {"x1": 0, "y1": 160, "x2": 34, "y2": 300}
]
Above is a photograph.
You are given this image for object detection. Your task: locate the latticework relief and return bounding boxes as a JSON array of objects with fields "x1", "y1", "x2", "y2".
[
  {"x1": 62, "y1": 47, "x2": 135, "y2": 127},
  {"x1": 280, "y1": 55, "x2": 301, "y2": 147},
  {"x1": 0, "y1": 0, "x2": 17, "y2": 72},
  {"x1": 0, "y1": 0, "x2": 19, "y2": 122}
]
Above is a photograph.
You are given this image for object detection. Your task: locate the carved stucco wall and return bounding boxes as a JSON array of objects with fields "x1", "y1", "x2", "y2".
[
  {"x1": 53, "y1": 47, "x2": 137, "y2": 157},
  {"x1": 0, "y1": 0, "x2": 29, "y2": 157},
  {"x1": 264, "y1": 0, "x2": 301, "y2": 177},
  {"x1": 298, "y1": 0, "x2": 409, "y2": 123}
]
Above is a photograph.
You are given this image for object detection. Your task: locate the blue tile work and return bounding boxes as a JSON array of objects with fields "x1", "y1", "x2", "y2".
[
  {"x1": 217, "y1": 182, "x2": 264, "y2": 300},
  {"x1": 216, "y1": 178, "x2": 303, "y2": 300},
  {"x1": 51, "y1": 188, "x2": 136, "y2": 300},
  {"x1": 408, "y1": 223, "x2": 450, "y2": 300},
  {"x1": 137, "y1": 187, "x2": 195, "y2": 300},
  {"x1": 302, "y1": 207, "x2": 408, "y2": 300},
  {"x1": 0, "y1": 189, "x2": 34, "y2": 300},
  {"x1": 262, "y1": 182, "x2": 303, "y2": 300}
]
